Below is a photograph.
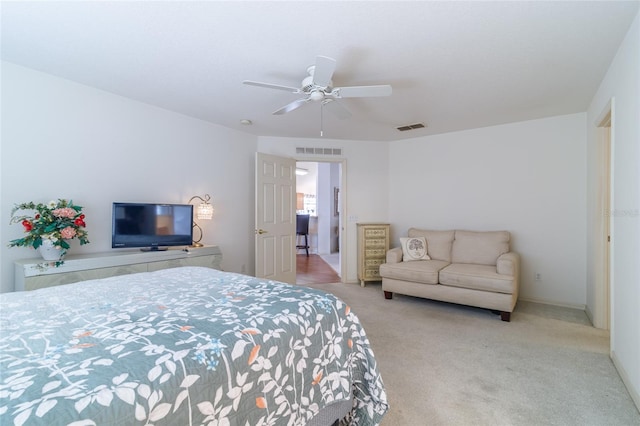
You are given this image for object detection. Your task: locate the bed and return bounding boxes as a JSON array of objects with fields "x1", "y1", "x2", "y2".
[{"x1": 0, "y1": 266, "x2": 388, "y2": 425}]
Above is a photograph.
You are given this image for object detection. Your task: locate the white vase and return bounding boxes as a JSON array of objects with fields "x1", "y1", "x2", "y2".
[{"x1": 37, "y1": 239, "x2": 64, "y2": 261}]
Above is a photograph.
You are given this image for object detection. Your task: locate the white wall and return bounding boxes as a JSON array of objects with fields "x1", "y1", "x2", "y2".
[
  {"x1": 295, "y1": 161, "x2": 318, "y2": 197},
  {"x1": 389, "y1": 113, "x2": 587, "y2": 307},
  {"x1": 317, "y1": 162, "x2": 340, "y2": 255},
  {"x1": 330, "y1": 162, "x2": 340, "y2": 253},
  {"x1": 1, "y1": 62, "x2": 258, "y2": 292},
  {"x1": 257, "y1": 136, "x2": 390, "y2": 283},
  {"x1": 587, "y1": 11, "x2": 640, "y2": 409}
]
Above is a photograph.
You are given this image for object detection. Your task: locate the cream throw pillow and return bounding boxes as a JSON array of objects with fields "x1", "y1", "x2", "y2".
[{"x1": 400, "y1": 237, "x2": 430, "y2": 261}]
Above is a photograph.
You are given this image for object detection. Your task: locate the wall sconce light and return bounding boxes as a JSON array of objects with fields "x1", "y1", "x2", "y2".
[
  {"x1": 188, "y1": 194, "x2": 213, "y2": 247},
  {"x1": 296, "y1": 167, "x2": 309, "y2": 176}
]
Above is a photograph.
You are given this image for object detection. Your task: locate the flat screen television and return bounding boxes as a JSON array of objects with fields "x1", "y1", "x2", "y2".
[{"x1": 112, "y1": 202, "x2": 193, "y2": 250}]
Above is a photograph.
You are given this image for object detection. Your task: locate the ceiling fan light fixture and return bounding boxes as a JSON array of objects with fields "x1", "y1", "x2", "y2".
[{"x1": 309, "y1": 91, "x2": 324, "y2": 102}]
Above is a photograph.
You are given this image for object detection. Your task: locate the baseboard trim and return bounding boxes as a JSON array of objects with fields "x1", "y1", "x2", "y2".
[
  {"x1": 518, "y1": 296, "x2": 586, "y2": 311},
  {"x1": 585, "y1": 305, "x2": 594, "y2": 324},
  {"x1": 611, "y1": 350, "x2": 640, "y2": 414},
  {"x1": 583, "y1": 305, "x2": 609, "y2": 330}
]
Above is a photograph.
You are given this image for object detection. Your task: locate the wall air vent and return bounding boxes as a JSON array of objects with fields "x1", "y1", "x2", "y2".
[
  {"x1": 397, "y1": 123, "x2": 426, "y2": 131},
  {"x1": 295, "y1": 147, "x2": 343, "y2": 156}
]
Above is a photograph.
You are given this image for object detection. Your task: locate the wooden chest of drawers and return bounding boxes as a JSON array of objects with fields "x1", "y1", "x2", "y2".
[{"x1": 357, "y1": 223, "x2": 390, "y2": 287}]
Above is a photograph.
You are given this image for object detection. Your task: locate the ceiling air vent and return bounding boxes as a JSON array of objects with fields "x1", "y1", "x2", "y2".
[
  {"x1": 397, "y1": 123, "x2": 426, "y2": 132},
  {"x1": 296, "y1": 147, "x2": 343, "y2": 156}
]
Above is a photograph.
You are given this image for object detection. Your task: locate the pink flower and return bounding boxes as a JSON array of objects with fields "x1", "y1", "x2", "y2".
[
  {"x1": 52, "y1": 207, "x2": 77, "y2": 218},
  {"x1": 60, "y1": 226, "x2": 77, "y2": 239}
]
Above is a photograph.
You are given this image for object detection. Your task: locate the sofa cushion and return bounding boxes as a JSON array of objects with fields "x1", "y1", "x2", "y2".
[
  {"x1": 400, "y1": 237, "x2": 430, "y2": 261},
  {"x1": 451, "y1": 230, "x2": 510, "y2": 266},
  {"x1": 379, "y1": 260, "x2": 450, "y2": 285},
  {"x1": 439, "y1": 263, "x2": 515, "y2": 294},
  {"x1": 408, "y1": 229, "x2": 455, "y2": 262}
]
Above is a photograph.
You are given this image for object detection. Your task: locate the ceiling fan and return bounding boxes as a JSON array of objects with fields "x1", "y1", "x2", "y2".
[{"x1": 243, "y1": 55, "x2": 392, "y2": 120}]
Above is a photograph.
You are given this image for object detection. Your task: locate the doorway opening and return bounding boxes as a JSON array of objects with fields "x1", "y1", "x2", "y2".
[{"x1": 295, "y1": 160, "x2": 343, "y2": 284}]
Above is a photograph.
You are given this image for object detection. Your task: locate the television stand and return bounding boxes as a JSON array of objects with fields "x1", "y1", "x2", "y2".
[
  {"x1": 140, "y1": 247, "x2": 168, "y2": 252},
  {"x1": 14, "y1": 245, "x2": 222, "y2": 291}
]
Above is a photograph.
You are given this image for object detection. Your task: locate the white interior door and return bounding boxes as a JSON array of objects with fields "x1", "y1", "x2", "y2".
[{"x1": 255, "y1": 153, "x2": 296, "y2": 283}]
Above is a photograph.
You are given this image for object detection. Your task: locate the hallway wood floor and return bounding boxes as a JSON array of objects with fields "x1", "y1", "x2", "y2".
[{"x1": 296, "y1": 254, "x2": 340, "y2": 285}]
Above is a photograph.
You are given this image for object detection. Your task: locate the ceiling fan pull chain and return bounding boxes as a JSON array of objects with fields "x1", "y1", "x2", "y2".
[{"x1": 320, "y1": 102, "x2": 324, "y2": 137}]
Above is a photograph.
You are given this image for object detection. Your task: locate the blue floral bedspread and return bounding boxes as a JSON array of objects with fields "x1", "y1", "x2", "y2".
[{"x1": 0, "y1": 267, "x2": 388, "y2": 425}]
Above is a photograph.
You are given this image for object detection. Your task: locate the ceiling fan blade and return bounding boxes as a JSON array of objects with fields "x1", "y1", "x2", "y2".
[
  {"x1": 332, "y1": 84, "x2": 392, "y2": 98},
  {"x1": 312, "y1": 56, "x2": 336, "y2": 88},
  {"x1": 243, "y1": 80, "x2": 300, "y2": 93},
  {"x1": 323, "y1": 99, "x2": 352, "y2": 119},
  {"x1": 273, "y1": 97, "x2": 310, "y2": 115}
]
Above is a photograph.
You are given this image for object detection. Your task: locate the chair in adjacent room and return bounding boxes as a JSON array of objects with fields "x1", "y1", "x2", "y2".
[{"x1": 296, "y1": 214, "x2": 310, "y2": 256}]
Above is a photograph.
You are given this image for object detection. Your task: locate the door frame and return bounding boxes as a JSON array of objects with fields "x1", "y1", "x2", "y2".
[
  {"x1": 295, "y1": 157, "x2": 347, "y2": 282},
  {"x1": 593, "y1": 99, "x2": 614, "y2": 333}
]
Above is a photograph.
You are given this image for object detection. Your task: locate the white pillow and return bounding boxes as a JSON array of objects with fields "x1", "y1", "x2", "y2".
[{"x1": 400, "y1": 237, "x2": 430, "y2": 261}]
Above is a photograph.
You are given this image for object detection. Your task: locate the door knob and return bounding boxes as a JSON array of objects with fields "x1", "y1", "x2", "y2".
[{"x1": 256, "y1": 229, "x2": 268, "y2": 235}]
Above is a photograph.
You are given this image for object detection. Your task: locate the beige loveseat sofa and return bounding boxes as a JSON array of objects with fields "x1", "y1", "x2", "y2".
[{"x1": 379, "y1": 228, "x2": 520, "y2": 321}]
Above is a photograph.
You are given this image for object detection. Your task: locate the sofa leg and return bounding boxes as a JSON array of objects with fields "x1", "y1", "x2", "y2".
[
  {"x1": 500, "y1": 312, "x2": 511, "y2": 322},
  {"x1": 384, "y1": 291, "x2": 393, "y2": 300}
]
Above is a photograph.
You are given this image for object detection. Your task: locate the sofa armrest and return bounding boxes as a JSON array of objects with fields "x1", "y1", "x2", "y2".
[
  {"x1": 386, "y1": 247, "x2": 403, "y2": 264},
  {"x1": 497, "y1": 252, "x2": 519, "y2": 276}
]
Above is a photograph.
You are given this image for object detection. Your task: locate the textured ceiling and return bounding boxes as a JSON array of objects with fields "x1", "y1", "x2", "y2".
[{"x1": 1, "y1": 1, "x2": 638, "y2": 141}]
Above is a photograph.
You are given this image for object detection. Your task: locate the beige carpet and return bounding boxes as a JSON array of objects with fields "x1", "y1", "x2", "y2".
[{"x1": 303, "y1": 281, "x2": 640, "y2": 426}]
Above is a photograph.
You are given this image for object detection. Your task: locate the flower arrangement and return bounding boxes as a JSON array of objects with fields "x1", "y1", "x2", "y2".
[{"x1": 9, "y1": 199, "x2": 90, "y2": 257}]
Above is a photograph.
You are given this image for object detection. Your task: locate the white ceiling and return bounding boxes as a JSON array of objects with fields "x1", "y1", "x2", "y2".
[{"x1": 1, "y1": 1, "x2": 638, "y2": 141}]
